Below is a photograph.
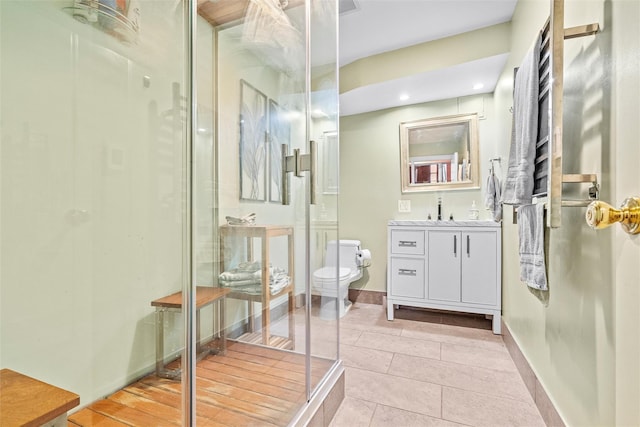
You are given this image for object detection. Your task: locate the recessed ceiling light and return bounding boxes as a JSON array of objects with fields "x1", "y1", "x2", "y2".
[
  {"x1": 399, "y1": 93, "x2": 410, "y2": 101},
  {"x1": 473, "y1": 83, "x2": 484, "y2": 90}
]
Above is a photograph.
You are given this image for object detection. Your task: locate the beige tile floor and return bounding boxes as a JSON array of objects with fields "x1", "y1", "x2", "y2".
[{"x1": 328, "y1": 303, "x2": 546, "y2": 427}]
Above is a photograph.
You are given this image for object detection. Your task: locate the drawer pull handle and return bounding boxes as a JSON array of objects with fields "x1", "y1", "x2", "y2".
[
  {"x1": 398, "y1": 269, "x2": 417, "y2": 276},
  {"x1": 398, "y1": 240, "x2": 417, "y2": 247}
]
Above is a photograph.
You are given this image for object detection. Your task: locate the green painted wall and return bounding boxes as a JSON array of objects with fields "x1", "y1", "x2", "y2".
[
  {"x1": 494, "y1": 0, "x2": 640, "y2": 425},
  {"x1": 339, "y1": 94, "x2": 497, "y2": 293}
]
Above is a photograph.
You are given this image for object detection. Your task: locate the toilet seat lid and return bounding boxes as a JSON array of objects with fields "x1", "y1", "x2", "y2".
[{"x1": 313, "y1": 266, "x2": 351, "y2": 281}]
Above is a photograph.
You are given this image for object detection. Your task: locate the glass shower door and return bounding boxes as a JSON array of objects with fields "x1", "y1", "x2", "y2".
[
  {"x1": 308, "y1": 0, "x2": 340, "y2": 397},
  {"x1": 1, "y1": 0, "x2": 339, "y2": 425},
  {"x1": 205, "y1": 0, "x2": 339, "y2": 423},
  {"x1": 1, "y1": 0, "x2": 190, "y2": 424}
]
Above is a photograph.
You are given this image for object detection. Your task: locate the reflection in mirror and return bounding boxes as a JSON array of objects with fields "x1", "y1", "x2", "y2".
[{"x1": 400, "y1": 113, "x2": 480, "y2": 193}]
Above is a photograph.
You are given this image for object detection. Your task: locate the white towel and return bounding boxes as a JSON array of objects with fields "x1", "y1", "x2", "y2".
[
  {"x1": 518, "y1": 204, "x2": 548, "y2": 290},
  {"x1": 219, "y1": 264, "x2": 290, "y2": 295},
  {"x1": 485, "y1": 173, "x2": 502, "y2": 222},
  {"x1": 502, "y1": 34, "x2": 542, "y2": 206}
]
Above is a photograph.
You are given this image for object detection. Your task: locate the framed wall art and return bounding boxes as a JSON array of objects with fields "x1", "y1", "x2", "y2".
[
  {"x1": 239, "y1": 79, "x2": 268, "y2": 201},
  {"x1": 268, "y1": 100, "x2": 290, "y2": 203}
]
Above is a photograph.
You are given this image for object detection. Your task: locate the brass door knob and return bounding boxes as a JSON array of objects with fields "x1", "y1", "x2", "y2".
[{"x1": 585, "y1": 197, "x2": 640, "y2": 234}]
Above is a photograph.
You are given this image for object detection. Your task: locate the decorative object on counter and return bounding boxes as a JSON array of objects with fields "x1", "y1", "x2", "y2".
[
  {"x1": 469, "y1": 200, "x2": 479, "y2": 220},
  {"x1": 225, "y1": 212, "x2": 256, "y2": 225},
  {"x1": 437, "y1": 196, "x2": 442, "y2": 220}
]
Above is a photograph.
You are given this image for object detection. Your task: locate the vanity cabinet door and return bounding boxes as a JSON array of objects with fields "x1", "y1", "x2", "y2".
[
  {"x1": 427, "y1": 231, "x2": 461, "y2": 302},
  {"x1": 461, "y1": 231, "x2": 498, "y2": 306}
]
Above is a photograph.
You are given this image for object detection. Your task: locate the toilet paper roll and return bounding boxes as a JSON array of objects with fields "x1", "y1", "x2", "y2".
[{"x1": 356, "y1": 249, "x2": 372, "y2": 267}]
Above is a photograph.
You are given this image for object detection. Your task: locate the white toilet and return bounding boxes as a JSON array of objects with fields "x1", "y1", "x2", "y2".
[{"x1": 313, "y1": 239, "x2": 370, "y2": 319}]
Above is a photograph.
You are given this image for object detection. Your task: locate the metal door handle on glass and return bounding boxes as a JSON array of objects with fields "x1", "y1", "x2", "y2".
[{"x1": 281, "y1": 141, "x2": 317, "y2": 205}]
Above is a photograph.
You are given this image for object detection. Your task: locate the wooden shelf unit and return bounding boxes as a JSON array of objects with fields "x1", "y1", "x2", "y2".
[{"x1": 219, "y1": 224, "x2": 295, "y2": 349}]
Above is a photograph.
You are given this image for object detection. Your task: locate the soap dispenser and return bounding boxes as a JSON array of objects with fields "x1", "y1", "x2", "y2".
[{"x1": 469, "y1": 200, "x2": 479, "y2": 220}]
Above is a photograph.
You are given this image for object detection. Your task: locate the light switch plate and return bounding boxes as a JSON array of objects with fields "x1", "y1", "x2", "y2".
[{"x1": 398, "y1": 200, "x2": 411, "y2": 213}]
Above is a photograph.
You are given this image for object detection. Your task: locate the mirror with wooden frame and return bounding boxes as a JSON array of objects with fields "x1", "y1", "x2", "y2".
[{"x1": 399, "y1": 113, "x2": 480, "y2": 193}]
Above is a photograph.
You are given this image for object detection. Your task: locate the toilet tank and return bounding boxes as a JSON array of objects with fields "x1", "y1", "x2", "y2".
[{"x1": 326, "y1": 239, "x2": 361, "y2": 273}]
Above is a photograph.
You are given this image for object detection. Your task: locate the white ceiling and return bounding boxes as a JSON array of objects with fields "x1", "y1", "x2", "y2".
[{"x1": 338, "y1": 0, "x2": 518, "y2": 116}]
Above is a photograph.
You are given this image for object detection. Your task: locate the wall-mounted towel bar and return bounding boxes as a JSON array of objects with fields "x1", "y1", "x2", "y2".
[
  {"x1": 536, "y1": 0, "x2": 601, "y2": 228},
  {"x1": 564, "y1": 23, "x2": 600, "y2": 39},
  {"x1": 489, "y1": 157, "x2": 501, "y2": 174},
  {"x1": 560, "y1": 174, "x2": 599, "y2": 207}
]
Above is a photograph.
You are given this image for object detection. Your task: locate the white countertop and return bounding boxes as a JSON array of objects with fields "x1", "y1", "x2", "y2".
[{"x1": 388, "y1": 219, "x2": 501, "y2": 228}]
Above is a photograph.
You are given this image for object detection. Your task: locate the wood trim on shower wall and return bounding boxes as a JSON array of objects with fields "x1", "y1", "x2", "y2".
[{"x1": 197, "y1": 0, "x2": 305, "y2": 27}]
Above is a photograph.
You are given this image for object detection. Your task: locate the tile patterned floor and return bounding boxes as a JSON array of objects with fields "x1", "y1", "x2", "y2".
[{"x1": 329, "y1": 303, "x2": 546, "y2": 427}]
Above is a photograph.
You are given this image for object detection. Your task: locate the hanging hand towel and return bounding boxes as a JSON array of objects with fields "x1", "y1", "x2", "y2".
[
  {"x1": 502, "y1": 34, "x2": 542, "y2": 206},
  {"x1": 485, "y1": 172, "x2": 502, "y2": 222},
  {"x1": 518, "y1": 203, "x2": 548, "y2": 291}
]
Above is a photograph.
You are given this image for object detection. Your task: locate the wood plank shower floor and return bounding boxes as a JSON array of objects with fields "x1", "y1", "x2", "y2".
[{"x1": 68, "y1": 341, "x2": 332, "y2": 426}]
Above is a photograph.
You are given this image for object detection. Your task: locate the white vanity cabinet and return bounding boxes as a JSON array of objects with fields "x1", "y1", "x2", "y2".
[{"x1": 387, "y1": 220, "x2": 502, "y2": 334}]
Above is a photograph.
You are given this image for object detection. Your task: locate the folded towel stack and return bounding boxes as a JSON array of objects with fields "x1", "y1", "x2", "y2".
[
  {"x1": 269, "y1": 267, "x2": 289, "y2": 295},
  {"x1": 219, "y1": 261, "x2": 290, "y2": 295},
  {"x1": 225, "y1": 213, "x2": 256, "y2": 226}
]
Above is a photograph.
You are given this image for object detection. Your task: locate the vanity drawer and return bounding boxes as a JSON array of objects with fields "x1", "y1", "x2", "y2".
[
  {"x1": 389, "y1": 257, "x2": 425, "y2": 299},
  {"x1": 390, "y1": 230, "x2": 425, "y2": 255}
]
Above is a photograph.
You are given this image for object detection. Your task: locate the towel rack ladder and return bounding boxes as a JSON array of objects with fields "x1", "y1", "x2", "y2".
[{"x1": 535, "y1": 0, "x2": 601, "y2": 227}]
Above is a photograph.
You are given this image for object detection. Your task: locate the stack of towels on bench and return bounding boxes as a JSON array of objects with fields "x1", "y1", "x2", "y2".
[{"x1": 219, "y1": 261, "x2": 290, "y2": 295}]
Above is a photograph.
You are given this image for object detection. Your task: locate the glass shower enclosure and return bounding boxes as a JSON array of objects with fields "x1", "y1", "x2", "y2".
[{"x1": 0, "y1": 0, "x2": 340, "y2": 425}]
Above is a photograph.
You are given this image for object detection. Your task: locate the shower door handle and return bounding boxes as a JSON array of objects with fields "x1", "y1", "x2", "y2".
[
  {"x1": 281, "y1": 141, "x2": 317, "y2": 205},
  {"x1": 304, "y1": 140, "x2": 317, "y2": 205},
  {"x1": 281, "y1": 144, "x2": 293, "y2": 205}
]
